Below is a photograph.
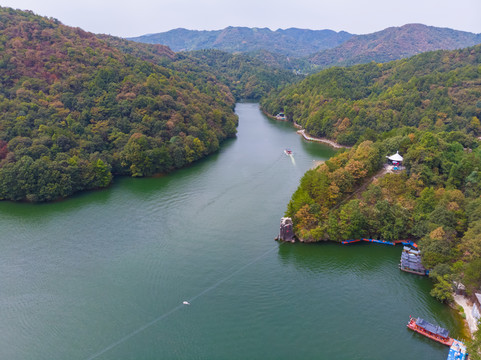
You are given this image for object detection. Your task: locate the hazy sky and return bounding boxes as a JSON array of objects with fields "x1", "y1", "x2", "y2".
[{"x1": 1, "y1": 0, "x2": 480, "y2": 38}]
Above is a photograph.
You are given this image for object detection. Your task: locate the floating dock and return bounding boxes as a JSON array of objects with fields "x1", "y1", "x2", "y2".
[
  {"x1": 447, "y1": 339, "x2": 468, "y2": 360},
  {"x1": 393, "y1": 240, "x2": 418, "y2": 248},
  {"x1": 341, "y1": 238, "x2": 417, "y2": 247}
]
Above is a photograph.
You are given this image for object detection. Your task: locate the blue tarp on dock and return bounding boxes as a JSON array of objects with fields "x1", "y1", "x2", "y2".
[{"x1": 447, "y1": 339, "x2": 467, "y2": 360}]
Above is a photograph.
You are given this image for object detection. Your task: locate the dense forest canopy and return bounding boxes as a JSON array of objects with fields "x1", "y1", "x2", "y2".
[
  {"x1": 0, "y1": 7, "x2": 296, "y2": 202},
  {"x1": 262, "y1": 45, "x2": 481, "y2": 145},
  {"x1": 173, "y1": 49, "x2": 298, "y2": 100},
  {"x1": 98, "y1": 36, "x2": 298, "y2": 101},
  {"x1": 0, "y1": 7, "x2": 239, "y2": 201}
]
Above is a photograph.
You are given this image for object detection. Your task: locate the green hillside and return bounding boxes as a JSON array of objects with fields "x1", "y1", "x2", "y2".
[
  {"x1": 262, "y1": 44, "x2": 481, "y2": 145},
  {"x1": 287, "y1": 129, "x2": 481, "y2": 300},
  {"x1": 276, "y1": 44, "x2": 481, "y2": 312},
  {"x1": 0, "y1": 7, "x2": 238, "y2": 201},
  {"x1": 173, "y1": 49, "x2": 299, "y2": 100}
]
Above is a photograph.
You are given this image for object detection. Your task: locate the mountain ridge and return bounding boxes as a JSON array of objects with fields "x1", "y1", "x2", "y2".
[
  {"x1": 128, "y1": 27, "x2": 353, "y2": 58},
  {"x1": 308, "y1": 23, "x2": 481, "y2": 68},
  {"x1": 129, "y1": 24, "x2": 481, "y2": 71}
]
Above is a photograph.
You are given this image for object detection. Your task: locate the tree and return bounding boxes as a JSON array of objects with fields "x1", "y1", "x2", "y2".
[
  {"x1": 429, "y1": 275, "x2": 453, "y2": 303},
  {"x1": 463, "y1": 258, "x2": 481, "y2": 295},
  {"x1": 91, "y1": 159, "x2": 112, "y2": 188}
]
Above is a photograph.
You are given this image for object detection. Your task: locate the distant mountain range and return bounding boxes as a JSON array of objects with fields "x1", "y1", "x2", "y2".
[
  {"x1": 128, "y1": 27, "x2": 353, "y2": 58},
  {"x1": 308, "y1": 24, "x2": 481, "y2": 67},
  {"x1": 129, "y1": 24, "x2": 481, "y2": 71}
]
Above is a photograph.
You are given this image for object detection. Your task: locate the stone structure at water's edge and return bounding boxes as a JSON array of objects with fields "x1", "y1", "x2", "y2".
[{"x1": 276, "y1": 217, "x2": 295, "y2": 243}]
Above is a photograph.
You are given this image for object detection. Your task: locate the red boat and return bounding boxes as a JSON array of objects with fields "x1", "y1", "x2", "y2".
[{"x1": 407, "y1": 317, "x2": 453, "y2": 346}]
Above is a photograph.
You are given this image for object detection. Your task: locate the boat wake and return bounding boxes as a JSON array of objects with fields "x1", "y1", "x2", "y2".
[{"x1": 290, "y1": 154, "x2": 296, "y2": 166}]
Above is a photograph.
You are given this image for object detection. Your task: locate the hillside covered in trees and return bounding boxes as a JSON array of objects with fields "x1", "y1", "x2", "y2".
[
  {"x1": 287, "y1": 129, "x2": 481, "y2": 301},
  {"x1": 276, "y1": 43, "x2": 481, "y2": 332},
  {"x1": 262, "y1": 44, "x2": 481, "y2": 145},
  {"x1": 173, "y1": 50, "x2": 298, "y2": 100},
  {"x1": 0, "y1": 7, "x2": 241, "y2": 201},
  {"x1": 97, "y1": 37, "x2": 298, "y2": 101}
]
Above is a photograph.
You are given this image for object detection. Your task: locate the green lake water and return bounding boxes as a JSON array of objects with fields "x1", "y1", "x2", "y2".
[{"x1": 0, "y1": 103, "x2": 465, "y2": 359}]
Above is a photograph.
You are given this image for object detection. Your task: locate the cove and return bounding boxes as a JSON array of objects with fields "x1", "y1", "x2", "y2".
[{"x1": 0, "y1": 103, "x2": 464, "y2": 359}]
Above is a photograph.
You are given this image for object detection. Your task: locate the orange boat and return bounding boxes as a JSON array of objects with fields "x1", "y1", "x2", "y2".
[{"x1": 407, "y1": 317, "x2": 454, "y2": 346}]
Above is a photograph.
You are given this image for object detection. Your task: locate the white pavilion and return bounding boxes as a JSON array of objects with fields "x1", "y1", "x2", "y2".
[{"x1": 386, "y1": 151, "x2": 403, "y2": 169}]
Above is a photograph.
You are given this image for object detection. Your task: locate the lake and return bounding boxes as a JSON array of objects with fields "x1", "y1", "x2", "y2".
[{"x1": 0, "y1": 103, "x2": 464, "y2": 359}]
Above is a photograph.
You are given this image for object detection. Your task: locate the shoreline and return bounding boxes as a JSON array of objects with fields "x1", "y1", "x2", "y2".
[
  {"x1": 296, "y1": 129, "x2": 351, "y2": 149},
  {"x1": 453, "y1": 293, "x2": 478, "y2": 338},
  {"x1": 311, "y1": 160, "x2": 325, "y2": 169},
  {"x1": 261, "y1": 109, "x2": 349, "y2": 149}
]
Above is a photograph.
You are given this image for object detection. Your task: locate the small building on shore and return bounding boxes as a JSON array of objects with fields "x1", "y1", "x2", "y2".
[
  {"x1": 454, "y1": 281, "x2": 466, "y2": 295},
  {"x1": 473, "y1": 292, "x2": 481, "y2": 322},
  {"x1": 275, "y1": 112, "x2": 286, "y2": 120}
]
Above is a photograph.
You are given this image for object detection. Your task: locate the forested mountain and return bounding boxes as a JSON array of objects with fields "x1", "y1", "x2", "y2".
[
  {"x1": 262, "y1": 44, "x2": 481, "y2": 145},
  {"x1": 308, "y1": 24, "x2": 481, "y2": 68},
  {"x1": 275, "y1": 42, "x2": 481, "y2": 320},
  {"x1": 128, "y1": 27, "x2": 353, "y2": 58},
  {"x1": 0, "y1": 7, "x2": 239, "y2": 201},
  {"x1": 173, "y1": 50, "x2": 298, "y2": 100},
  {"x1": 97, "y1": 36, "x2": 297, "y2": 100}
]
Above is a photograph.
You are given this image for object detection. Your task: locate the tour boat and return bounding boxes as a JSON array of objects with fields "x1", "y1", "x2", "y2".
[
  {"x1": 399, "y1": 246, "x2": 429, "y2": 275},
  {"x1": 407, "y1": 317, "x2": 453, "y2": 346},
  {"x1": 284, "y1": 149, "x2": 293, "y2": 155}
]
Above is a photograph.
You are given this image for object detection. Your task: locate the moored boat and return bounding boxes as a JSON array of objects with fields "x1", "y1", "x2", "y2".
[
  {"x1": 407, "y1": 317, "x2": 453, "y2": 346},
  {"x1": 399, "y1": 246, "x2": 428, "y2": 275}
]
